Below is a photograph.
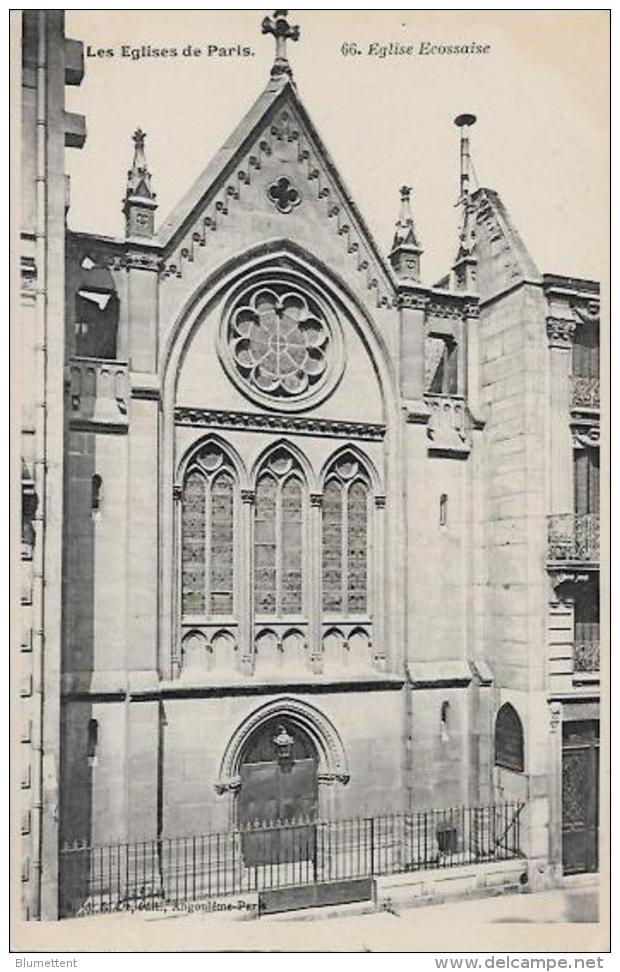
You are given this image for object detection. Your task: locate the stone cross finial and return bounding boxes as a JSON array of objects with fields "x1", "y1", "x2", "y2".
[
  {"x1": 262, "y1": 9, "x2": 300, "y2": 79},
  {"x1": 131, "y1": 128, "x2": 147, "y2": 172}
]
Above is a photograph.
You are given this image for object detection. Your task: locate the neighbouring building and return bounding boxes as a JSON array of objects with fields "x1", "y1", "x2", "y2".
[
  {"x1": 18, "y1": 10, "x2": 86, "y2": 918},
  {"x1": 19, "y1": 11, "x2": 601, "y2": 919}
]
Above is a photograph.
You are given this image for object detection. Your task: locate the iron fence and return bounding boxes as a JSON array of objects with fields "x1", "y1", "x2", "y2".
[{"x1": 59, "y1": 801, "x2": 525, "y2": 918}]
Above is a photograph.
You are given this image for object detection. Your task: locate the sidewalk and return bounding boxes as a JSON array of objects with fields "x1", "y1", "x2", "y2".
[{"x1": 11, "y1": 876, "x2": 605, "y2": 952}]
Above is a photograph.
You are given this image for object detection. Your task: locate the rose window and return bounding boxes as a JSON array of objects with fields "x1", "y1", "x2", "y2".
[{"x1": 229, "y1": 288, "x2": 329, "y2": 399}]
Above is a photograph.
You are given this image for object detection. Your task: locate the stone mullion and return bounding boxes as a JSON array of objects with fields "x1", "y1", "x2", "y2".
[
  {"x1": 240, "y1": 490, "x2": 255, "y2": 674},
  {"x1": 373, "y1": 496, "x2": 386, "y2": 670},
  {"x1": 309, "y1": 493, "x2": 323, "y2": 672},
  {"x1": 172, "y1": 484, "x2": 183, "y2": 678},
  {"x1": 341, "y1": 485, "x2": 348, "y2": 615},
  {"x1": 275, "y1": 481, "x2": 283, "y2": 619},
  {"x1": 204, "y1": 476, "x2": 211, "y2": 616}
]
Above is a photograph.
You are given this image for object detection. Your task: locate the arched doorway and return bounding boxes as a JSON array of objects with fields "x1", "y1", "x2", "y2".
[{"x1": 237, "y1": 716, "x2": 318, "y2": 865}]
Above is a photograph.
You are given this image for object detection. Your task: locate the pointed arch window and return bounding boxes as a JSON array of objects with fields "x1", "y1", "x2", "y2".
[
  {"x1": 181, "y1": 444, "x2": 236, "y2": 617},
  {"x1": 254, "y1": 450, "x2": 305, "y2": 617},
  {"x1": 322, "y1": 455, "x2": 370, "y2": 615}
]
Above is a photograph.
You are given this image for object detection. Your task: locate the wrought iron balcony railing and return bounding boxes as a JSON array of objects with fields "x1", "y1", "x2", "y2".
[
  {"x1": 571, "y1": 375, "x2": 600, "y2": 410},
  {"x1": 574, "y1": 640, "x2": 600, "y2": 674},
  {"x1": 547, "y1": 513, "x2": 599, "y2": 564}
]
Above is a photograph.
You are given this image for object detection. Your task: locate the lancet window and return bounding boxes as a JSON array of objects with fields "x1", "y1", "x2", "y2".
[
  {"x1": 254, "y1": 449, "x2": 305, "y2": 617},
  {"x1": 322, "y1": 454, "x2": 370, "y2": 614},
  {"x1": 181, "y1": 443, "x2": 235, "y2": 616}
]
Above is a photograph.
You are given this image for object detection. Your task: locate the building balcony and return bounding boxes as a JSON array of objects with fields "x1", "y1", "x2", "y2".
[
  {"x1": 573, "y1": 640, "x2": 600, "y2": 674},
  {"x1": 425, "y1": 394, "x2": 472, "y2": 456},
  {"x1": 66, "y1": 357, "x2": 129, "y2": 430},
  {"x1": 571, "y1": 376, "x2": 600, "y2": 411},
  {"x1": 547, "y1": 513, "x2": 599, "y2": 565}
]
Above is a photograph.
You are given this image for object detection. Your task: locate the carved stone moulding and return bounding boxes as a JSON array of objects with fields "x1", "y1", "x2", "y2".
[
  {"x1": 571, "y1": 300, "x2": 600, "y2": 326},
  {"x1": 572, "y1": 425, "x2": 600, "y2": 449},
  {"x1": 396, "y1": 291, "x2": 428, "y2": 311},
  {"x1": 546, "y1": 316, "x2": 576, "y2": 348},
  {"x1": 174, "y1": 406, "x2": 386, "y2": 441},
  {"x1": 215, "y1": 696, "x2": 350, "y2": 794}
]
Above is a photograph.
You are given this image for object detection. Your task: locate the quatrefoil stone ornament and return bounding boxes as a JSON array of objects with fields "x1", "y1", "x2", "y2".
[{"x1": 268, "y1": 175, "x2": 301, "y2": 214}]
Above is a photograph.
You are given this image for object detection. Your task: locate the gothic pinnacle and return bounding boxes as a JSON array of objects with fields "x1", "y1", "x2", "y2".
[
  {"x1": 123, "y1": 127, "x2": 157, "y2": 238},
  {"x1": 389, "y1": 184, "x2": 423, "y2": 282}
]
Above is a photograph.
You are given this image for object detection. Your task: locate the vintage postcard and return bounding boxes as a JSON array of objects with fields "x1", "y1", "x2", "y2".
[{"x1": 11, "y1": 8, "x2": 610, "y2": 954}]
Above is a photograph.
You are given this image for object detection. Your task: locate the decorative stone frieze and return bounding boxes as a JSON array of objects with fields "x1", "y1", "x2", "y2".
[
  {"x1": 158, "y1": 103, "x2": 395, "y2": 307},
  {"x1": 396, "y1": 291, "x2": 428, "y2": 311},
  {"x1": 546, "y1": 316, "x2": 576, "y2": 348},
  {"x1": 174, "y1": 406, "x2": 386, "y2": 441}
]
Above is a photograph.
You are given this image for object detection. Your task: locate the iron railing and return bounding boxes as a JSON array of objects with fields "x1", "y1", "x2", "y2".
[
  {"x1": 59, "y1": 801, "x2": 525, "y2": 918},
  {"x1": 547, "y1": 513, "x2": 599, "y2": 563},
  {"x1": 574, "y1": 640, "x2": 600, "y2": 673}
]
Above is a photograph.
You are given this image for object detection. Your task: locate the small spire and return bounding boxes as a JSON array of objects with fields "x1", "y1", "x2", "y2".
[
  {"x1": 389, "y1": 185, "x2": 423, "y2": 282},
  {"x1": 123, "y1": 127, "x2": 157, "y2": 238},
  {"x1": 393, "y1": 185, "x2": 421, "y2": 250},
  {"x1": 452, "y1": 114, "x2": 478, "y2": 290},
  {"x1": 261, "y1": 9, "x2": 300, "y2": 81}
]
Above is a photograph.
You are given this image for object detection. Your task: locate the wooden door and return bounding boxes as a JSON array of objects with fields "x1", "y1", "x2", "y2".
[
  {"x1": 562, "y1": 721, "x2": 599, "y2": 875},
  {"x1": 237, "y1": 718, "x2": 318, "y2": 867}
]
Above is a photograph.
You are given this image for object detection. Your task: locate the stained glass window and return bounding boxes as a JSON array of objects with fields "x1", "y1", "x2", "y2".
[
  {"x1": 181, "y1": 448, "x2": 235, "y2": 617},
  {"x1": 322, "y1": 457, "x2": 370, "y2": 615},
  {"x1": 255, "y1": 476, "x2": 277, "y2": 615},
  {"x1": 282, "y1": 478, "x2": 302, "y2": 614},
  {"x1": 322, "y1": 481, "x2": 343, "y2": 612},
  {"x1": 210, "y1": 473, "x2": 234, "y2": 615},
  {"x1": 254, "y1": 454, "x2": 305, "y2": 617},
  {"x1": 182, "y1": 470, "x2": 206, "y2": 614},
  {"x1": 347, "y1": 482, "x2": 368, "y2": 613}
]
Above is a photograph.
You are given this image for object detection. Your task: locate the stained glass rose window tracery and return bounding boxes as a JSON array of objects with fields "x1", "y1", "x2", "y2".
[{"x1": 228, "y1": 286, "x2": 330, "y2": 402}]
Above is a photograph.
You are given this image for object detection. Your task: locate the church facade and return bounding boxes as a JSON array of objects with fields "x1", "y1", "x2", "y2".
[{"x1": 19, "y1": 12, "x2": 601, "y2": 919}]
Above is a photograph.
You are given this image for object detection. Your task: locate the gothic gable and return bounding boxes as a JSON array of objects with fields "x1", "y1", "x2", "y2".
[{"x1": 156, "y1": 81, "x2": 395, "y2": 311}]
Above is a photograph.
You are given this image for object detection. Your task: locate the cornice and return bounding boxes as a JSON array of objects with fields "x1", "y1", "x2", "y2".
[{"x1": 174, "y1": 407, "x2": 386, "y2": 441}]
